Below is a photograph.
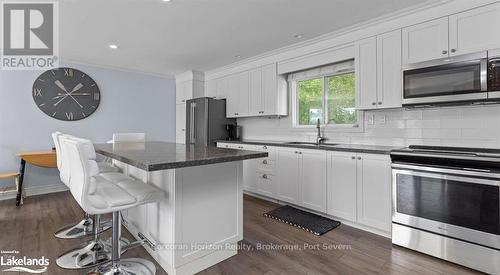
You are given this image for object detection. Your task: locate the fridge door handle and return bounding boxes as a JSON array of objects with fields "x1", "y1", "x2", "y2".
[{"x1": 189, "y1": 103, "x2": 197, "y2": 144}]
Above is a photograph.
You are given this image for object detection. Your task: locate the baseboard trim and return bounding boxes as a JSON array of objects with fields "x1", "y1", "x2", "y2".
[{"x1": 0, "y1": 184, "x2": 68, "y2": 201}]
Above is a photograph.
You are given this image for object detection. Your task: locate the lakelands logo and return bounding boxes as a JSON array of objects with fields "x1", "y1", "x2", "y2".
[
  {"x1": 1, "y1": 251, "x2": 49, "y2": 273},
  {"x1": 1, "y1": 1, "x2": 59, "y2": 70}
]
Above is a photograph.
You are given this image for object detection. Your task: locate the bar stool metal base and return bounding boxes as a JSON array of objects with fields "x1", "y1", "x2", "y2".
[
  {"x1": 90, "y1": 258, "x2": 156, "y2": 275},
  {"x1": 54, "y1": 217, "x2": 112, "y2": 239},
  {"x1": 56, "y1": 238, "x2": 130, "y2": 270}
]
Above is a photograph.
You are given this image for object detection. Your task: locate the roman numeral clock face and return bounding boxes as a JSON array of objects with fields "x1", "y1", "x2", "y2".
[{"x1": 32, "y1": 68, "x2": 101, "y2": 121}]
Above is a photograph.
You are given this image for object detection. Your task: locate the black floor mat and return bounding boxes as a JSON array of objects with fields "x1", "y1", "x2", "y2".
[{"x1": 264, "y1": 205, "x2": 341, "y2": 235}]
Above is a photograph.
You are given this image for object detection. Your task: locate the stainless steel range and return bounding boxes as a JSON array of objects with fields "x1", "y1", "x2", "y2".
[{"x1": 390, "y1": 146, "x2": 500, "y2": 274}]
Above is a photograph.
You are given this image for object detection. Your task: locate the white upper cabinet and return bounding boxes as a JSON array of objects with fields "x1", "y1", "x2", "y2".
[
  {"x1": 216, "y1": 76, "x2": 229, "y2": 100},
  {"x1": 299, "y1": 149, "x2": 327, "y2": 213},
  {"x1": 225, "y1": 74, "x2": 238, "y2": 117},
  {"x1": 356, "y1": 30, "x2": 403, "y2": 110},
  {"x1": 355, "y1": 36, "x2": 378, "y2": 110},
  {"x1": 211, "y1": 63, "x2": 287, "y2": 118},
  {"x1": 237, "y1": 71, "x2": 250, "y2": 116},
  {"x1": 376, "y1": 29, "x2": 402, "y2": 109},
  {"x1": 403, "y1": 3, "x2": 500, "y2": 64},
  {"x1": 249, "y1": 68, "x2": 264, "y2": 116},
  {"x1": 449, "y1": 3, "x2": 500, "y2": 56},
  {"x1": 226, "y1": 71, "x2": 250, "y2": 118},
  {"x1": 402, "y1": 17, "x2": 449, "y2": 64}
]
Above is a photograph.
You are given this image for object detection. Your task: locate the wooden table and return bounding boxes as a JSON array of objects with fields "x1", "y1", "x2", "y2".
[{"x1": 16, "y1": 150, "x2": 57, "y2": 206}]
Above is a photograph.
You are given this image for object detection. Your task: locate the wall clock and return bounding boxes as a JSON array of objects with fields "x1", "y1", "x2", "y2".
[{"x1": 32, "y1": 67, "x2": 101, "y2": 121}]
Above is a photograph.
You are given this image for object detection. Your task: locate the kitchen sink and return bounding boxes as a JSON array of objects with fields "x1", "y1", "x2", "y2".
[
  {"x1": 284, "y1": 141, "x2": 319, "y2": 146},
  {"x1": 283, "y1": 141, "x2": 340, "y2": 146}
]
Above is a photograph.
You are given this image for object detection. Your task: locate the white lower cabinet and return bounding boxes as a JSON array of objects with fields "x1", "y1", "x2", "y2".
[
  {"x1": 276, "y1": 148, "x2": 300, "y2": 204},
  {"x1": 256, "y1": 172, "x2": 275, "y2": 197},
  {"x1": 276, "y1": 148, "x2": 327, "y2": 212},
  {"x1": 356, "y1": 153, "x2": 392, "y2": 232},
  {"x1": 299, "y1": 149, "x2": 327, "y2": 212},
  {"x1": 217, "y1": 142, "x2": 391, "y2": 235},
  {"x1": 327, "y1": 151, "x2": 392, "y2": 233},
  {"x1": 327, "y1": 151, "x2": 357, "y2": 221}
]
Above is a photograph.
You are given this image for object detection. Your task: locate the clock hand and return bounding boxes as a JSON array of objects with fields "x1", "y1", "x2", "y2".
[
  {"x1": 53, "y1": 81, "x2": 84, "y2": 108},
  {"x1": 70, "y1": 83, "x2": 83, "y2": 93},
  {"x1": 54, "y1": 80, "x2": 68, "y2": 93}
]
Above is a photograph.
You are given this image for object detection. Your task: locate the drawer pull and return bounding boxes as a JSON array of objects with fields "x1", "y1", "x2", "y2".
[
  {"x1": 262, "y1": 145, "x2": 267, "y2": 149},
  {"x1": 357, "y1": 157, "x2": 361, "y2": 160},
  {"x1": 262, "y1": 160, "x2": 268, "y2": 164},
  {"x1": 351, "y1": 156, "x2": 355, "y2": 159},
  {"x1": 262, "y1": 174, "x2": 268, "y2": 179}
]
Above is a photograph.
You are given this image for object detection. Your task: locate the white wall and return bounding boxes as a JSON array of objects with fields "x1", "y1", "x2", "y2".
[
  {"x1": 0, "y1": 63, "x2": 175, "y2": 188},
  {"x1": 238, "y1": 104, "x2": 500, "y2": 149}
]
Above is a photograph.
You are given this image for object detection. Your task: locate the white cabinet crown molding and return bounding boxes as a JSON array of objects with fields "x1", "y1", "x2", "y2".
[{"x1": 204, "y1": 0, "x2": 495, "y2": 81}]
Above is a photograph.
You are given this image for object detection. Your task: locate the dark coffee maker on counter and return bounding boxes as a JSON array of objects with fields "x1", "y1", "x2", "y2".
[{"x1": 226, "y1": 123, "x2": 242, "y2": 141}]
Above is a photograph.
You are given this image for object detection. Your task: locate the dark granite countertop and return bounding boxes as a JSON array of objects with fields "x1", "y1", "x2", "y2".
[
  {"x1": 216, "y1": 139, "x2": 401, "y2": 155},
  {"x1": 95, "y1": 141, "x2": 268, "y2": 171}
]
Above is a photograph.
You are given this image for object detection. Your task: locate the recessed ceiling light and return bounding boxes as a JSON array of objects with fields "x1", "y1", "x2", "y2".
[
  {"x1": 234, "y1": 55, "x2": 242, "y2": 58},
  {"x1": 294, "y1": 34, "x2": 304, "y2": 39},
  {"x1": 109, "y1": 44, "x2": 119, "y2": 49},
  {"x1": 162, "y1": 0, "x2": 172, "y2": 2}
]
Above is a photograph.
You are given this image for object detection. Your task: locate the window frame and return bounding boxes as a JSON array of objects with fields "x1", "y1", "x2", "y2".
[{"x1": 291, "y1": 70, "x2": 363, "y2": 132}]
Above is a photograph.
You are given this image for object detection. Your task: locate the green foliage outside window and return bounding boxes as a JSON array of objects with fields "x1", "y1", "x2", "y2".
[{"x1": 296, "y1": 72, "x2": 356, "y2": 126}]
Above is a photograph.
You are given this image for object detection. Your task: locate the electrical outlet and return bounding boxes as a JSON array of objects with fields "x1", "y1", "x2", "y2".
[
  {"x1": 377, "y1": 114, "x2": 387, "y2": 125},
  {"x1": 367, "y1": 114, "x2": 375, "y2": 125}
]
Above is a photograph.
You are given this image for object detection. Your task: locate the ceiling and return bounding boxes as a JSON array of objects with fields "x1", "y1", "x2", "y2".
[{"x1": 60, "y1": 0, "x2": 437, "y2": 76}]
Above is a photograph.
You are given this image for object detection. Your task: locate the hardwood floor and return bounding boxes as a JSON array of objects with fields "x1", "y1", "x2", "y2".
[{"x1": 0, "y1": 191, "x2": 481, "y2": 275}]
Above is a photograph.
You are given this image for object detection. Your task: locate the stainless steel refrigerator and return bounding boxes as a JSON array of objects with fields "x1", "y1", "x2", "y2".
[{"x1": 185, "y1": 97, "x2": 236, "y2": 146}]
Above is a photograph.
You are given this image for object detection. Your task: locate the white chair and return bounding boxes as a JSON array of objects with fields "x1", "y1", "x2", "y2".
[
  {"x1": 63, "y1": 137, "x2": 165, "y2": 274},
  {"x1": 52, "y1": 132, "x2": 117, "y2": 240},
  {"x1": 112, "y1": 133, "x2": 146, "y2": 143}
]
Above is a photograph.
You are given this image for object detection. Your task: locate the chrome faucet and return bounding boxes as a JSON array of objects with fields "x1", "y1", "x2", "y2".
[{"x1": 316, "y1": 119, "x2": 326, "y2": 145}]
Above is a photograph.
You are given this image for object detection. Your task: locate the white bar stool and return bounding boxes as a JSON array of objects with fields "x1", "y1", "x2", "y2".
[
  {"x1": 52, "y1": 132, "x2": 118, "y2": 239},
  {"x1": 65, "y1": 138, "x2": 165, "y2": 275}
]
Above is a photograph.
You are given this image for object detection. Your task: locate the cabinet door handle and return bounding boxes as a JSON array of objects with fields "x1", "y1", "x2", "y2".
[
  {"x1": 181, "y1": 99, "x2": 186, "y2": 102},
  {"x1": 378, "y1": 101, "x2": 382, "y2": 105},
  {"x1": 262, "y1": 145, "x2": 267, "y2": 149},
  {"x1": 262, "y1": 160, "x2": 268, "y2": 164},
  {"x1": 351, "y1": 156, "x2": 355, "y2": 159},
  {"x1": 450, "y1": 49, "x2": 456, "y2": 53},
  {"x1": 262, "y1": 174, "x2": 268, "y2": 179},
  {"x1": 357, "y1": 157, "x2": 361, "y2": 160},
  {"x1": 442, "y1": 50, "x2": 448, "y2": 54},
  {"x1": 372, "y1": 102, "x2": 376, "y2": 106}
]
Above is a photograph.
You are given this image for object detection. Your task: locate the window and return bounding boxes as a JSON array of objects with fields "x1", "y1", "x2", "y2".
[{"x1": 290, "y1": 60, "x2": 360, "y2": 129}]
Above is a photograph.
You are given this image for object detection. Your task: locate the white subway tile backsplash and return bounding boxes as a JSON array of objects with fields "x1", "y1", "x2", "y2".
[
  {"x1": 238, "y1": 104, "x2": 500, "y2": 148},
  {"x1": 422, "y1": 129, "x2": 461, "y2": 139}
]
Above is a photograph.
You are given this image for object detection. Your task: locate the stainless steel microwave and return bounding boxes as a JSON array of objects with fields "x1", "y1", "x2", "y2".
[{"x1": 402, "y1": 51, "x2": 500, "y2": 106}]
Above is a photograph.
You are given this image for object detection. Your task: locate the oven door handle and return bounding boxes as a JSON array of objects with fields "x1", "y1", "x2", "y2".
[
  {"x1": 392, "y1": 165, "x2": 500, "y2": 186},
  {"x1": 480, "y1": 58, "x2": 488, "y2": 91}
]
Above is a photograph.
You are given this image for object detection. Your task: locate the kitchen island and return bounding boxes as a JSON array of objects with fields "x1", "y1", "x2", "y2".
[{"x1": 95, "y1": 141, "x2": 267, "y2": 275}]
